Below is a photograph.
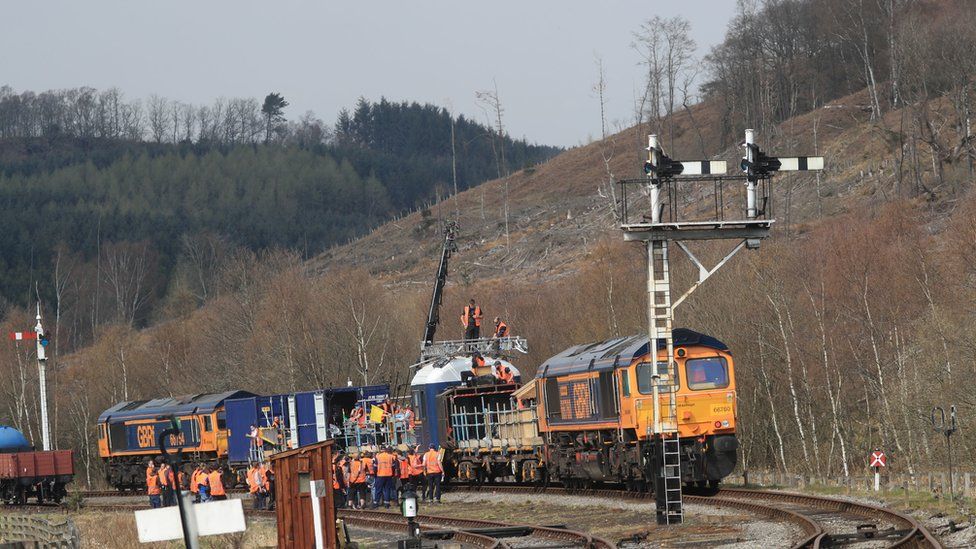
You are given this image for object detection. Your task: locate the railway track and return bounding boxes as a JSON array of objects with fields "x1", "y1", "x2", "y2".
[
  {"x1": 338, "y1": 508, "x2": 614, "y2": 548},
  {"x1": 448, "y1": 484, "x2": 943, "y2": 548},
  {"x1": 76, "y1": 488, "x2": 247, "y2": 498},
  {"x1": 70, "y1": 484, "x2": 944, "y2": 548},
  {"x1": 76, "y1": 501, "x2": 608, "y2": 548}
]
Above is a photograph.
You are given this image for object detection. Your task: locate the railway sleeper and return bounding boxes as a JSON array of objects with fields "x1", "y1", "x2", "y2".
[{"x1": 824, "y1": 525, "x2": 914, "y2": 546}]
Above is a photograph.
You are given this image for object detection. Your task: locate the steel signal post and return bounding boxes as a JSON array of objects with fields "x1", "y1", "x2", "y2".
[
  {"x1": 34, "y1": 305, "x2": 51, "y2": 452},
  {"x1": 9, "y1": 305, "x2": 52, "y2": 451},
  {"x1": 932, "y1": 405, "x2": 958, "y2": 501},
  {"x1": 618, "y1": 130, "x2": 823, "y2": 526}
]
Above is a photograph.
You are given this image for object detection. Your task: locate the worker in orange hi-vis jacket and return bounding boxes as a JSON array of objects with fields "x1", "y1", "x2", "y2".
[
  {"x1": 422, "y1": 443, "x2": 443, "y2": 503},
  {"x1": 461, "y1": 299, "x2": 483, "y2": 340},
  {"x1": 146, "y1": 460, "x2": 161, "y2": 508}
]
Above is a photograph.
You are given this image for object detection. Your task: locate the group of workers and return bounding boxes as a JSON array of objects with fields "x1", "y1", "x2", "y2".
[
  {"x1": 331, "y1": 443, "x2": 444, "y2": 509},
  {"x1": 345, "y1": 398, "x2": 416, "y2": 448},
  {"x1": 461, "y1": 299, "x2": 508, "y2": 342},
  {"x1": 470, "y1": 352, "x2": 516, "y2": 384},
  {"x1": 145, "y1": 458, "x2": 230, "y2": 509}
]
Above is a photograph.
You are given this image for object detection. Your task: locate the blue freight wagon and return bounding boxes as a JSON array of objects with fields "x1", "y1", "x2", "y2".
[{"x1": 225, "y1": 384, "x2": 389, "y2": 464}]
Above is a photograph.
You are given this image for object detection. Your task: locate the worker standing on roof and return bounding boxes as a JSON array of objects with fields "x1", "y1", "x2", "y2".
[
  {"x1": 146, "y1": 460, "x2": 161, "y2": 508},
  {"x1": 490, "y1": 317, "x2": 509, "y2": 352},
  {"x1": 492, "y1": 317, "x2": 508, "y2": 339},
  {"x1": 461, "y1": 299, "x2": 483, "y2": 340}
]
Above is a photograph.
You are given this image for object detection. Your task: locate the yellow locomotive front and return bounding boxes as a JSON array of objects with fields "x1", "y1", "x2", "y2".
[{"x1": 537, "y1": 328, "x2": 738, "y2": 489}]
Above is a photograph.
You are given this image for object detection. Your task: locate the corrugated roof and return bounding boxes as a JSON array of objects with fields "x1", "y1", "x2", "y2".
[
  {"x1": 97, "y1": 390, "x2": 256, "y2": 422},
  {"x1": 536, "y1": 328, "x2": 728, "y2": 379}
]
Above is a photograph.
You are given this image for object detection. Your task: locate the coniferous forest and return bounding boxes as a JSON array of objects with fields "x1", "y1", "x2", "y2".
[{"x1": 0, "y1": 89, "x2": 559, "y2": 330}]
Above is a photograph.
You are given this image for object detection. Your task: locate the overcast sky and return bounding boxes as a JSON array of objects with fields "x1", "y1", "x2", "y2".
[{"x1": 3, "y1": 1, "x2": 737, "y2": 148}]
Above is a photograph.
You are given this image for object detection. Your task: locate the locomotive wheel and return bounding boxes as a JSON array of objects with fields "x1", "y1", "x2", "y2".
[{"x1": 534, "y1": 467, "x2": 550, "y2": 489}]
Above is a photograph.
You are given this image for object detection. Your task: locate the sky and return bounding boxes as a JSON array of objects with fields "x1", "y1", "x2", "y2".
[{"x1": 2, "y1": 1, "x2": 737, "y2": 148}]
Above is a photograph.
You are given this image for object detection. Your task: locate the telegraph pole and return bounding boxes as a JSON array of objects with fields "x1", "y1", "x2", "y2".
[{"x1": 617, "y1": 129, "x2": 823, "y2": 526}]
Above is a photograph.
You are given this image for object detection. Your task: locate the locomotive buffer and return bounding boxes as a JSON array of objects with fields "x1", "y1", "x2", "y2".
[{"x1": 618, "y1": 130, "x2": 822, "y2": 525}]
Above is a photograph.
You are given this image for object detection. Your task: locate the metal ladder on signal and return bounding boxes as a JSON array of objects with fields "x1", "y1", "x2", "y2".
[
  {"x1": 661, "y1": 435, "x2": 683, "y2": 523},
  {"x1": 649, "y1": 239, "x2": 683, "y2": 524}
]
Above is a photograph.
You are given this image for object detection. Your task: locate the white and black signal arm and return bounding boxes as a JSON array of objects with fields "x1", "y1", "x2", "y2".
[
  {"x1": 644, "y1": 135, "x2": 727, "y2": 180},
  {"x1": 740, "y1": 128, "x2": 824, "y2": 182},
  {"x1": 740, "y1": 129, "x2": 824, "y2": 219}
]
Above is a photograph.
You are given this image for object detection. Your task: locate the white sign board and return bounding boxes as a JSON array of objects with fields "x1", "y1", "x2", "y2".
[
  {"x1": 311, "y1": 479, "x2": 328, "y2": 498},
  {"x1": 135, "y1": 498, "x2": 246, "y2": 543}
]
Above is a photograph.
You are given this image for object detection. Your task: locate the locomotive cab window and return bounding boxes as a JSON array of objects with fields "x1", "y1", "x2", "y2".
[
  {"x1": 637, "y1": 361, "x2": 673, "y2": 394},
  {"x1": 217, "y1": 412, "x2": 226, "y2": 430},
  {"x1": 619, "y1": 369, "x2": 630, "y2": 397},
  {"x1": 686, "y1": 357, "x2": 729, "y2": 390},
  {"x1": 203, "y1": 416, "x2": 213, "y2": 432}
]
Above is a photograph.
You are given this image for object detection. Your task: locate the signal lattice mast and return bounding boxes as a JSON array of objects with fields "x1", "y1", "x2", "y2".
[{"x1": 618, "y1": 130, "x2": 823, "y2": 525}]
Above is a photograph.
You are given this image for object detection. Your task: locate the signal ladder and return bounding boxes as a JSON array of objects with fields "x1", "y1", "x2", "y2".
[{"x1": 648, "y1": 239, "x2": 683, "y2": 524}]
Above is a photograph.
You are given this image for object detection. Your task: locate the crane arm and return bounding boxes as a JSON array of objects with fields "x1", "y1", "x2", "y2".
[{"x1": 422, "y1": 221, "x2": 459, "y2": 346}]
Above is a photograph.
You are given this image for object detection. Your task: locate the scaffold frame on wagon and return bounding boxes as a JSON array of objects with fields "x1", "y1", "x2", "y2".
[
  {"x1": 419, "y1": 336, "x2": 528, "y2": 362},
  {"x1": 444, "y1": 384, "x2": 542, "y2": 450}
]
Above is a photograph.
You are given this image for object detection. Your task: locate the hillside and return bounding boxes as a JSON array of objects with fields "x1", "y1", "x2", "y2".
[{"x1": 315, "y1": 85, "x2": 912, "y2": 287}]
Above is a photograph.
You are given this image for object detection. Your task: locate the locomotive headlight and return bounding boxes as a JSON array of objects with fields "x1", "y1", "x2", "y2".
[
  {"x1": 714, "y1": 421, "x2": 721, "y2": 428},
  {"x1": 722, "y1": 420, "x2": 729, "y2": 427}
]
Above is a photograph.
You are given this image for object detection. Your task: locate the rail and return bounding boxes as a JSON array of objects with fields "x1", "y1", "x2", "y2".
[
  {"x1": 339, "y1": 508, "x2": 613, "y2": 548},
  {"x1": 717, "y1": 488, "x2": 943, "y2": 548},
  {"x1": 447, "y1": 484, "x2": 942, "y2": 549},
  {"x1": 78, "y1": 485, "x2": 944, "y2": 548},
  {"x1": 78, "y1": 500, "x2": 605, "y2": 548}
]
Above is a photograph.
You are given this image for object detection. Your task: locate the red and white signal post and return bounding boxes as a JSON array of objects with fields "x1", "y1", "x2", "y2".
[
  {"x1": 870, "y1": 449, "x2": 886, "y2": 491},
  {"x1": 7, "y1": 304, "x2": 51, "y2": 451}
]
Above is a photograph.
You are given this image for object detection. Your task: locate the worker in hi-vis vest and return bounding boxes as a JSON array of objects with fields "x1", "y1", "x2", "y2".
[
  {"x1": 461, "y1": 299, "x2": 483, "y2": 340},
  {"x1": 422, "y1": 443, "x2": 443, "y2": 503}
]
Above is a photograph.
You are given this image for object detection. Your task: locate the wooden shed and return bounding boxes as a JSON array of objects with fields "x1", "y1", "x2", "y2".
[{"x1": 270, "y1": 439, "x2": 337, "y2": 549}]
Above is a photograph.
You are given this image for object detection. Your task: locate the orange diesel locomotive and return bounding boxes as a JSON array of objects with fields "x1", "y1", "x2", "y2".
[
  {"x1": 436, "y1": 328, "x2": 737, "y2": 490},
  {"x1": 96, "y1": 391, "x2": 253, "y2": 489}
]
